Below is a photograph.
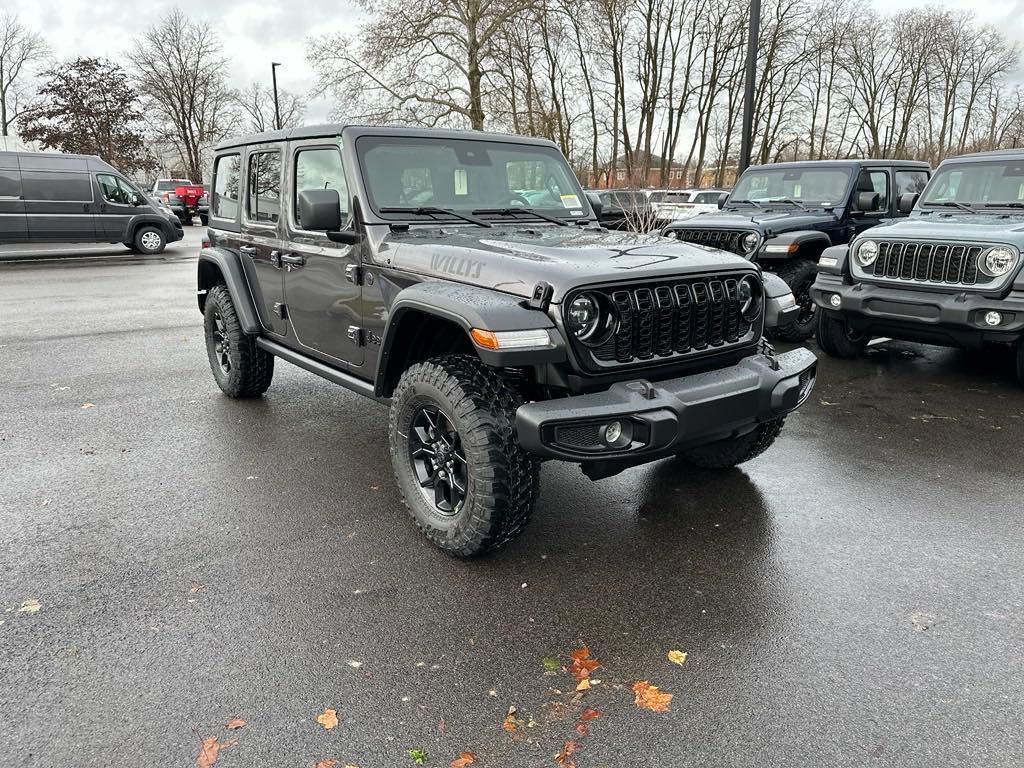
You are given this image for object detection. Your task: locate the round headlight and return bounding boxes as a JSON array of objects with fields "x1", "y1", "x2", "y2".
[
  {"x1": 740, "y1": 232, "x2": 759, "y2": 254},
  {"x1": 979, "y1": 247, "x2": 1017, "y2": 278},
  {"x1": 736, "y1": 275, "x2": 763, "y2": 322},
  {"x1": 856, "y1": 240, "x2": 879, "y2": 267},
  {"x1": 568, "y1": 294, "x2": 601, "y2": 341}
]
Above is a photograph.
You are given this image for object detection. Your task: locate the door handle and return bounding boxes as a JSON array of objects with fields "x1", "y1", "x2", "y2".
[
  {"x1": 239, "y1": 245, "x2": 257, "y2": 255},
  {"x1": 280, "y1": 254, "x2": 305, "y2": 266}
]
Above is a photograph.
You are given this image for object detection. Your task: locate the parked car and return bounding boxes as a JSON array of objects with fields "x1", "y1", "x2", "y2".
[
  {"x1": 586, "y1": 188, "x2": 656, "y2": 230},
  {"x1": 0, "y1": 151, "x2": 184, "y2": 253},
  {"x1": 661, "y1": 160, "x2": 931, "y2": 341},
  {"x1": 812, "y1": 148, "x2": 1024, "y2": 385},
  {"x1": 152, "y1": 177, "x2": 210, "y2": 225},
  {"x1": 650, "y1": 188, "x2": 729, "y2": 221},
  {"x1": 197, "y1": 124, "x2": 816, "y2": 556}
]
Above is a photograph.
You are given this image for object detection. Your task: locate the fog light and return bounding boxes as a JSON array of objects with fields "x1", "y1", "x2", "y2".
[
  {"x1": 984, "y1": 311, "x2": 1002, "y2": 327},
  {"x1": 829, "y1": 293, "x2": 841, "y2": 308},
  {"x1": 603, "y1": 421, "x2": 622, "y2": 444}
]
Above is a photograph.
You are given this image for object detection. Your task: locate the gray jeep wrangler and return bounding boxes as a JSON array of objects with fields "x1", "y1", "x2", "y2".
[{"x1": 197, "y1": 125, "x2": 817, "y2": 556}]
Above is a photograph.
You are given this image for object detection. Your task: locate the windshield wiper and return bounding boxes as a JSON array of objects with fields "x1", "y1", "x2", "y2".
[
  {"x1": 920, "y1": 201, "x2": 976, "y2": 213},
  {"x1": 379, "y1": 206, "x2": 492, "y2": 228},
  {"x1": 472, "y1": 207, "x2": 569, "y2": 226},
  {"x1": 728, "y1": 199, "x2": 763, "y2": 209},
  {"x1": 982, "y1": 202, "x2": 1024, "y2": 209},
  {"x1": 771, "y1": 197, "x2": 808, "y2": 210}
]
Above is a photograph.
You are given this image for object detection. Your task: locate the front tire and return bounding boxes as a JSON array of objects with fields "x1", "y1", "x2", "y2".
[
  {"x1": 1016, "y1": 340, "x2": 1024, "y2": 387},
  {"x1": 816, "y1": 310, "x2": 869, "y2": 358},
  {"x1": 770, "y1": 259, "x2": 818, "y2": 341},
  {"x1": 389, "y1": 355, "x2": 539, "y2": 557},
  {"x1": 677, "y1": 419, "x2": 785, "y2": 469},
  {"x1": 133, "y1": 225, "x2": 166, "y2": 254},
  {"x1": 203, "y1": 285, "x2": 274, "y2": 397}
]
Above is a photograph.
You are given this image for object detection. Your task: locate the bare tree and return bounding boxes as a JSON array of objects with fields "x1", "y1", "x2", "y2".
[
  {"x1": 0, "y1": 13, "x2": 48, "y2": 137},
  {"x1": 232, "y1": 82, "x2": 305, "y2": 134},
  {"x1": 128, "y1": 9, "x2": 236, "y2": 183}
]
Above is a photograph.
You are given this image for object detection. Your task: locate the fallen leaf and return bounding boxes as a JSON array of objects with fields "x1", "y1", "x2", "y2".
[
  {"x1": 314, "y1": 761, "x2": 338, "y2": 768},
  {"x1": 347, "y1": 660, "x2": 363, "y2": 669},
  {"x1": 542, "y1": 656, "x2": 559, "y2": 673},
  {"x1": 501, "y1": 705, "x2": 522, "y2": 733},
  {"x1": 555, "y1": 740, "x2": 579, "y2": 767},
  {"x1": 407, "y1": 749, "x2": 428, "y2": 764},
  {"x1": 315, "y1": 708, "x2": 339, "y2": 730},
  {"x1": 667, "y1": 650, "x2": 687, "y2": 666},
  {"x1": 574, "y1": 679, "x2": 590, "y2": 691},
  {"x1": 190, "y1": 583, "x2": 205, "y2": 594},
  {"x1": 81, "y1": 402, "x2": 95, "y2": 409},
  {"x1": 224, "y1": 717, "x2": 246, "y2": 730},
  {"x1": 17, "y1": 599, "x2": 41, "y2": 614},
  {"x1": 567, "y1": 647, "x2": 600, "y2": 682},
  {"x1": 196, "y1": 737, "x2": 237, "y2": 768},
  {"x1": 450, "y1": 751, "x2": 476, "y2": 768},
  {"x1": 574, "y1": 707, "x2": 601, "y2": 736},
  {"x1": 632, "y1": 681, "x2": 673, "y2": 712}
]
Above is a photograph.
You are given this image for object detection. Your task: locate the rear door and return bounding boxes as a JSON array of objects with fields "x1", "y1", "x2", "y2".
[
  {"x1": 0, "y1": 154, "x2": 27, "y2": 242},
  {"x1": 282, "y1": 141, "x2": 363, "y2": 366},
  {"x1": 19, "y1": 154, "x2": 98, "y2": 242},
  {"x1": 240, "y1": 146, "x2": 288, "y2": 336}
]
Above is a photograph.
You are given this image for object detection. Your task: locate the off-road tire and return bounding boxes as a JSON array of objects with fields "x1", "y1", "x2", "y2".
[
  {"x1": 389, "y1": 354, "x2": 540, "y2": 557},
  {"x1": 770, "y1": 259, "x2": 818, "y2": 342},
  {"x1": 133, "y1": 225, "x2": 166, "y2": 254},
  {"x1": 203, "y1": 285, "x2": 274, "y2": 397},
  {"x1": 677, "y1": 418, "x2": 785, "y2": 469},
  {"x1": 816, "y1": 309, "x2": 869, "y2": 358},
  {"x1": 1016, "y1": 340, "x2": 1024, "y2": 387}
]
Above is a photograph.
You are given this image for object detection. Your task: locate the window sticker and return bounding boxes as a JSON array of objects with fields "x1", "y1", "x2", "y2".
[
  {"x1": 560, "y1": 193, "x2": 580, "y2": 208},
  {"x1": 793, "y1": 184, "x2": 801, "y2": 197},
  {"x1": 454, "y1": 168, "x2": 468, "y2": 196}
]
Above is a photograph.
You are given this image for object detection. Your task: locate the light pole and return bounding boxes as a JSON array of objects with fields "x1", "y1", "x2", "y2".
[
  {"x1": 738, "y1": 0, "x2": 760, "y2": 174},
  {"x1": 271, "y1": 62, "x2": 282, "y2": 131}
]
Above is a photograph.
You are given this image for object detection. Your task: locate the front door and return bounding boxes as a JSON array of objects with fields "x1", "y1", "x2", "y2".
[
  {"x1": 851, "y1": 168, "x2": 892, "y2": 239},
  {"x1": 95, "y1": 173, "x2": 140, "y2": 240},
  {"x1": 240, "y1": 147, "x2": 288, "y2": 336},
  {"x1": 283, "y1": 143, "x2": 364, "y2": 366}
]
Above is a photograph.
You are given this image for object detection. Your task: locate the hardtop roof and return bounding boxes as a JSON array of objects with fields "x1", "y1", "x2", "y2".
[
  {"x1": 745, "y1": 158, "x2": 930, "y2": 171},
  {"x1": 939, "y1": 148, "x2": 1024, "y2": 164}
]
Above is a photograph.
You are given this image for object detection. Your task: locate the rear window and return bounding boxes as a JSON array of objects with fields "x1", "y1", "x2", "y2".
[
  {"x1": 211, "y1": 155, "x2": 241, "y2": 220},
  {"x1": 21, "y1": 170, "x2": 93, "y2": 202},
  {"x1": 157, "y1": 180, "x2": 189, "y2": 191},
  {"x1": 246, "y1": 151, "x2": 281, "y2": 224}
]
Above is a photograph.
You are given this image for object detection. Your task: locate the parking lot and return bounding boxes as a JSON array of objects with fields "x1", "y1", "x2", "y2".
[{"x1": 2, "y1": 228, "x2": 1023, "y2": 766}]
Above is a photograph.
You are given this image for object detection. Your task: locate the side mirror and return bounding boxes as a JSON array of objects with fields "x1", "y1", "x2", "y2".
[
  {"x1": 585, "y1": 191, "x2": 603, "y2": 218},
  {"x1": 717, "y1": 192, "x2": 729, "y2": 209},
  {"x1": 897, "y1": 192, "x2": 919, "y2": 214},
  {"x1": 131, "y1": 193, "x2": 144, "y2": 206},
  {"x1": 855, "y1": 191, "x2": 881, "y2": 212},
  {"x1": 297, "y1": 188, "x2": 343, "y2": 231}
]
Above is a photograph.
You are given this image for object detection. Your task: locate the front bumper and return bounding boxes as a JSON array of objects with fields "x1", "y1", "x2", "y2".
[
  {"x1": 811, "y1": 274, "x2": 1024, "y2": 346},
  {"x1": 515, "y1": 348, "x2": 816, "y2": 463}
]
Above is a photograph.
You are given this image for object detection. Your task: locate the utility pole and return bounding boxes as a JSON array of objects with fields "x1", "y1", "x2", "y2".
[
  {"x1": 738, "y1": 0, "x2": 760, "y2": 174},
  {"x1": 271, "y1": 62, "x2": 282, "y2": 131}
]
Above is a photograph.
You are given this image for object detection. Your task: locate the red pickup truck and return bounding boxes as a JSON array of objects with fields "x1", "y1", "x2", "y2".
[{"x1": 152, "y1": 178, "x2": 209, "y2": 225}]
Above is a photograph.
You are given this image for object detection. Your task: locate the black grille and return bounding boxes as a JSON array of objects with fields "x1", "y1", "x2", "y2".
[
  {"x1": 579, "y1": 276, "x2": 756, "y2": 367},
  {"x1": 868, "y1": 241, "x2": 986, "y2": 286},
  {"x1": 553, "y1": 423, "x2": 602, "y2": 451},
  {"x1": 672, "y1": 228, "x2": 754, "y2": 255}
]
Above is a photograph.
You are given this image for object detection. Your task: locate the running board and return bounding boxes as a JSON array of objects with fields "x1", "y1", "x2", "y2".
[{"x1": 255, "y1": 337, "x2": 388, "y2": 403}]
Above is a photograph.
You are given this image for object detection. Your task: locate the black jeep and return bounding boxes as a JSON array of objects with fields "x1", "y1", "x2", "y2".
[
  {"x1": 197, "y1": 125, "x2": 817, "y2": 556},
  {"x1": 662, "y1": 160, "x2": 930, "y2": 341},
  {"x1": 812, "y1": 149, "x2": 1024, "y2": 385}
]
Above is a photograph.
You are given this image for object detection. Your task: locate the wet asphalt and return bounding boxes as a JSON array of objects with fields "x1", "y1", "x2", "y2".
[{"x1": 1, "y1": 229, "x2": 1023, "y2": 768}]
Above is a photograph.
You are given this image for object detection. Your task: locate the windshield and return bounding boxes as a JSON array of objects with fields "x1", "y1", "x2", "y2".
[
  {"x1": 921, "y1": 160, "x2": 1024, "y2": 207},
  {"x1": 730, "y1": 167, "x2": 852, "y2": 206},
  {"x1": 356, "y1": 136, "x2": 589, "y2": 220}
]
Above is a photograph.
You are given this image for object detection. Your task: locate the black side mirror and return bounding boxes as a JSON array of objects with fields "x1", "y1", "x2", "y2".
[
  {"x1": 131, "y1": 193, "x2": 144, "y2": 206},
  {"x1": 585, "y1": 191, "x2": 603, "y2": 218},
  {"x1": 717, "y1": 192, "x2": 729, "y2": 209},
  {"x1": 897, "y1": 192, "x2": 919, "y2": 214},
  {"x1": 297, "y1": 188, "x2": 343, "y2": 231},
  {"x1": 855, "y1": 191, "x2": 881, "y2": 212}
]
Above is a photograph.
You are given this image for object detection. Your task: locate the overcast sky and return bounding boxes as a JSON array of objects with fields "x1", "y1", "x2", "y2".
[{"x1": 7, "y1": 0, "x2": 1024, "y2": 125}]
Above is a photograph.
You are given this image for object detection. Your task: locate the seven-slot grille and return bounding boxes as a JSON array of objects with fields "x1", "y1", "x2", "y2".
[
  {"x1": 671, "y1": 229, "x2": 754, "y2": 255},
  {"x1": 866, "y1": 241, "x2": 989, "y2": 286},
  {"x1": 576, "y1": 276, "x2": 755, "y2": 367}
]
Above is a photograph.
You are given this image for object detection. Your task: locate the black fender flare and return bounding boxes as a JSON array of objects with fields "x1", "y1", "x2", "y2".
[
  {"x1": 375, "y1": 281, "x2": 567, "y2": 396},
  {"x1": 816, "y1": 243, "x2": 851, "y2": 276},
  {"x1": 758, "y1": 230, "x2": 833, "y2": 260},
  {"x1": 196, "y1": 248, "x2": 262, "y2": 334}
]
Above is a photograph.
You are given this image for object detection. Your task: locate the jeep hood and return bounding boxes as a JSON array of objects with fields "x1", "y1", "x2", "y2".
[
  {"x1": 679, "y1": 209, "x2": 839, "y2": 234},
  {"x1": 377, "y1": 226, "x2": 755, "y2": 302},
  {"x1": 863, "y1": 213, "x2": 1024, "y2": 244}
]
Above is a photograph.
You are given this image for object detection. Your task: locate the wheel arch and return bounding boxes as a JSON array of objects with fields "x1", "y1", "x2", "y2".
[
  {"x1": 759, "y1": 230, "x2": 833, "y2": 261},
  {"x1": 125, "y1": 214, "x2": 177, "y2": 245},
  {"x1": 197, "y1": 248, "x2": 261, "y2": 334}
]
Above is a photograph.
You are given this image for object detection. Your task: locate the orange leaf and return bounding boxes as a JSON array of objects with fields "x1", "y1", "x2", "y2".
[
  {"x1": 574, "y1": 707, "x2": 601, "y2": 736},
  {"x1": 501, "y1": 713, "x2": 518, "y2": 733},
  {"x1": 224, "y1": 717, "x2": 246, "y2": 730},
  {"x1": 632, "y1": 681, "x2": 673, "y2": 712},
  {"x1": 567, "y1": 647, "x2": 600, "y2": 682},
  {"x1": 196, "y1": 736, "x2": 237, "y2": 768},
  {"x1": 314, "y1": 761, "x2": 339, "y2": 768},
  {"x1": 315, "y1": 708, "x2": 339, "y2": 730},
  {"x1": 555, "y1": 740, "x2": 579, "y2": 767},
  {"x1": 450, "y1": 752, "x2": 476, "y2": 768}
]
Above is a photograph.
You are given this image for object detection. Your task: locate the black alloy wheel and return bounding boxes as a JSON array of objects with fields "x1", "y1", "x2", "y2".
[
  {"x1": 408, "y1": 406, "x2": 468, "y2": 515},
  {"x1": 211, "y1": 308, "x2": 232, "y2": 374}
]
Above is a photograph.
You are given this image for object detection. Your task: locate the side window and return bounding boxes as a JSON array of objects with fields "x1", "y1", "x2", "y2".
[
  {"x1": 895, "y1": 170, "x2": 929, "y2": 201},
  {"x1": 694, "y1": 192, "x2": 720, "y2": 204},
  {"x1": 294, "y1": 147, "x2": 349, "y2": 228},
  {"x1": 21, "y1": 171, "x2": 93, "y2": 202},
  {"x1": 247, "y1": 151, "x2": 281, "y2": 224},
  {"x1": 97, "y1": 174, "x2": 135, "y2": 205},
  {"x1": 212, "y1": 154, "x2": 241, "y2": 220},
  {"x1": 857, "y1": 170, "x2": 890, "y2": 213}
]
